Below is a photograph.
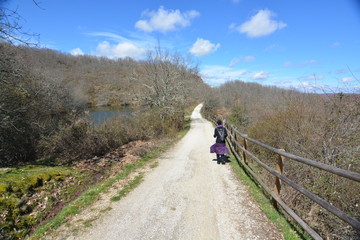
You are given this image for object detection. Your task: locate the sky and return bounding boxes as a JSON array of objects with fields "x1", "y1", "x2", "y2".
[{"x1": 4, "y1": 0, "x2": 360, "y2": 92}]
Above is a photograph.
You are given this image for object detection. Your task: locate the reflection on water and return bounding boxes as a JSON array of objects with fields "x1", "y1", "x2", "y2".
[{"x1": 88, "y1": 106, "x2": 133, "y2": 126}]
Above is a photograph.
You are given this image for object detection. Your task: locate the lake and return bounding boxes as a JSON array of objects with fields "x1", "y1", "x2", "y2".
[{"x1": 88, "y1": 106, "x2": 133, "y2": 126}]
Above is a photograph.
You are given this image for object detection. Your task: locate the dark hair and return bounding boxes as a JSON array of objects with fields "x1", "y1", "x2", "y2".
[{"x1": 217, "y1": 119, "x2": 222, "y2": 125}]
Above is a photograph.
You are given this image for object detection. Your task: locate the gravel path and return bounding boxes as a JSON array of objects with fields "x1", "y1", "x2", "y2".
[{"x1": 70, "y1": 104, "x2": 282, "y2": 240}]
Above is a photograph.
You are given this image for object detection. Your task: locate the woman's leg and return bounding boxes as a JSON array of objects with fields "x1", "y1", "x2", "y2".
[
  {"x1": 217, "y1": 154, "x2": 223, "y2": 164},
  {"x1": 220, "y1": 154, "x2": 225, "y2": 164}
]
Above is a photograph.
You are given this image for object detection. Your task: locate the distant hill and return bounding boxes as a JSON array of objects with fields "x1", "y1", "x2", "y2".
[{"x1": 6, "y1": 43, "x2": 208, "y2": 107}]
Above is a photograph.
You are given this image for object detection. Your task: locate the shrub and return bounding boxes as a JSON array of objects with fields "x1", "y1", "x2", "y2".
[
  {"x1": 247, "y1": 94, "x2": 360, "y2": 239},
  {"x1": 38, "y1": 105, "x2": 188, "y2": 165},
  {"x1": 38, "y1": 120, "x2": 118, "y2": 164},
  {"x1": 0, "y1": 43, "x2": 80, "y2": 167},
  {"x1": 203, "y1": 80, "x2": 360, "y2": 238}
]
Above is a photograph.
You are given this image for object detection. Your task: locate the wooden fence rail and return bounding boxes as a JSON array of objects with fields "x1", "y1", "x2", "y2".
[{"x1": 214, "y1": 120, "x2": 360, "y2": 240}]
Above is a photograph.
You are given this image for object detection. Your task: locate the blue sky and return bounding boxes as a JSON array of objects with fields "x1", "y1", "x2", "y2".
[{"x1": 5, "y1": 0, "x2": 360, "y2": 92}]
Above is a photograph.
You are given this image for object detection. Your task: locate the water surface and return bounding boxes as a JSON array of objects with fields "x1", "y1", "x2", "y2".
[{"x1": 88, "y1": 106, "x2": 133, "y2": 126}]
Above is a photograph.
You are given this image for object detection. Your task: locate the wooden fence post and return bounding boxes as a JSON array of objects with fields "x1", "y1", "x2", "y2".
[
  {"x1": 242, "y1": 135, "x2": 248, "y2": 165},
  {"x1": 233, "y1": 130, "x2": 238, "y2": 154},
  {"x1": 273, "y1": 149, "x2": 285, "y2": 209},
  {"x1": 228, "y1": 124, "x2": 237, "y2": 154}
]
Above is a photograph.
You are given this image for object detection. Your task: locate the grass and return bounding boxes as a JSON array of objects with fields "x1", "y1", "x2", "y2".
[
  {"x1": 228, "y1": 153, "x2": 312, "y2": 240},
  {"x1": 150, "y1": 161, "x2": 159, "y2": 168},
  {"x1": 0, "y1": 165, "x2": 74, "y2": 195},
  {"x1": 0, "y1": 165, "x2": 85, "y2": 240},
  {"x1": 82, "y1": 217, "x2": 97, "y2": 228},
  {"x1": 110, "y1": 175, "x2": 143, "y2": 201},
  {"x1": 28, "y1": 135, "x2": 183, "y2": 240},
  {"x1": 26, "y1": 106, "x2": 196, "y2": 239}
]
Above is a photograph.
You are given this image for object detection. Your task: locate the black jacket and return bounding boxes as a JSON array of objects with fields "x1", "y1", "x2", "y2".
[{"x1": 214, "y1": 126, "x2": 228, "y2": 143}]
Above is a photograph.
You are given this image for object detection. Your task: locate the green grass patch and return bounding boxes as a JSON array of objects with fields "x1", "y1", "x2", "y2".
[
  {"x1": 82, "y1": 217, "x2": 97, "y2": 228},
  {"x1": 175, "y1": 103, "x2": 196, "y2": 138},
  {"x1": 0, "y1": 165, "x2": 81, "y2": 240},
  {"x1": 28, "y1": 137, "x2": 179, "y2": 240},
  {"x1": 177, "y1": 124, "x2": 190, "y2": 138},
  {"x1": 28, "y1": 107, "x2": 194, "y2": 239},
  {"x1": 150, "y1": 161, "x2": 159, "y2": 168},
  {"x1": 111, "y1": 175, "x2": 143, "y2": 201},
  {"x1": 0, "y1": 165, "x2": 73, "y2": 195},
  {"x1": 99, "y1": 206, "x2": 112, "y2": 213},
  {"x1": 228, "y1": 154, "x2": 312, "y2": 240}
]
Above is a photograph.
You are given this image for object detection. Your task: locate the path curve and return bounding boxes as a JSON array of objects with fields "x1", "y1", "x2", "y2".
[{"x1": 75, "y1": 104, "x2": 282, "y2": 240}]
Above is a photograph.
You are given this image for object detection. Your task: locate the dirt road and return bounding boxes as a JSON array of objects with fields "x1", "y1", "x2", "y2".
[{"x1": 68, "y1": 104, "x2": 282, "y2": 240}]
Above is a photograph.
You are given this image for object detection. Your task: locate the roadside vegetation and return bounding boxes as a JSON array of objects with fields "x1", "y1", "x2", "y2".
[
  {"x1": 2, "y1": 4, "x2": 359, "y2": 239},
  {"x1": 202, "y1": 80, "x2": 360, "y2": 239},
  {"x1": 228, "y1": 154, "x2": 311, "y2": 240},
  {"x1": 0, "y1": 39, "x2": 205, "y2": 239},
  {"x1": 29, "y1": 135, "x2": 184, "y2": 240},
  {"x1": 0, "y1": 166, "x2": 93, "y2": 239}
]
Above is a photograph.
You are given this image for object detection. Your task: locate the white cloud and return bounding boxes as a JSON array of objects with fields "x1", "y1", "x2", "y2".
[
  {"x1": 87, "y1": 32, "x2": 130, "y2": 42},
  {"x1": 229, "y1": 23, "x2": 237, "y2": 30},
  {"x1": 135, "y1": 6, "x2": 199, "y2": 33},
  {"x1": 93, "y1": 41, "x2": 146, "y2": 60},
  {"x1": 229, "y1": 56, "x2": 255, "y2": 67},
  {"x1": 87, "y1": 31, "x2": 158, "y2": 51},
  {"x1": 342, "y1": 77, "x2": 355, "y2": 83},
  {"x1": 235, "y1": 9, "x2": 286, "y2": 37},
  {"x1": 251, "y1": 71, "x2": 269, "y2": 80},
  {"x1": 201, "y1": 65, "x2": 250, "y2": 86},
  {"x1": 189, "y1": 38, "x2": 220, "y2": 57},
  {"x1": 273, "y1": 80, "x2": 325, "y2": 92},
  {"x1": 229, "y1": 58, "x2": 241, "y2": 67},
  {"x1": 293, "y1": 81, "x2": 318, "y2": 90},
  {"x1": 70, "y1": 48, "x2": 84, "y2": 56}
]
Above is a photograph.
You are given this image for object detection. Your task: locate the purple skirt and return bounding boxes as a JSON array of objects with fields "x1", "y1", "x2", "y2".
[{"x1": 210, "y1": 143, "x2": 230, "y2": 155}]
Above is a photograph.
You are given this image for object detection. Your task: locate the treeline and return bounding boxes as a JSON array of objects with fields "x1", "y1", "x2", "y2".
[
  {"x1": 0, "y1": 42, "x2": 208, "y2": 167},
  {"x1": 202, "y1": 80, "x2": 360, "y2": 239},
  {"x1": 4, "y1": 43, "x2": 205, "y2": 107}
]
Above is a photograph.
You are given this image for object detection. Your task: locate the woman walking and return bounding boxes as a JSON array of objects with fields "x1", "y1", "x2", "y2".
[{"x1": 210, "y1": 119, "x2": 230, "y2": 164}]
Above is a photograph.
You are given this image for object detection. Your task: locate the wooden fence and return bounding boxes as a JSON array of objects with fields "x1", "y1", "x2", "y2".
[{"x1": 220, "y1": 121, "x2": 360, "y2": 240}]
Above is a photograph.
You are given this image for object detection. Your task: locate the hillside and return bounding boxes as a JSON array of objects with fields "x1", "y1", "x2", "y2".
[{"x1": 7, "y1": 43, "x2": 208, "y2": 107}]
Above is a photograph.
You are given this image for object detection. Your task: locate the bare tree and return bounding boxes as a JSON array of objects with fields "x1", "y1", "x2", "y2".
[
  {"x1": 131, "y1": 46, "x2": 196, "y2": 117},
  {"x1": 0, "y1": 43, "x2": 77, "y2": 166},
  {"x1": 203, "y1": 79, "x2": 360, "y2": 238},
  {"x1": 0, "y1": 0, "x2": 39, "y2": 45}
]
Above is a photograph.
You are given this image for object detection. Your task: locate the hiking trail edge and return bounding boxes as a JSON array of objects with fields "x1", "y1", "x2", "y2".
[{"x1": 47, "y1": 103, "x2": 282, "y2": 240}]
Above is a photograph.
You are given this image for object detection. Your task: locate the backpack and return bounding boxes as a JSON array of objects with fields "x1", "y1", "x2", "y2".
[{"x1": 218, "y1": 127, "x2": 225, "y2": 142}]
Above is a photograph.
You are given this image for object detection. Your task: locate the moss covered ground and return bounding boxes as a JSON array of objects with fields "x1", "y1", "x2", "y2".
[
  {"x1": 1, "y1": 104, "x2": 195, "y2": 240},
  {"x1": 0, "y1": 165, "x2": 90, "y2": 240}
]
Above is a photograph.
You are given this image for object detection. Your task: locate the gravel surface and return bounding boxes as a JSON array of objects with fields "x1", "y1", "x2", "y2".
[{"x1": 53, "y1": 104, "x2": 282, "y2": 240}]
